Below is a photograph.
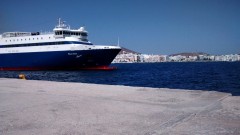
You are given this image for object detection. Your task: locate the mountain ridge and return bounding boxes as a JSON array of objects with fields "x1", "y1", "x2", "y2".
[
  {"x1": 169, "y1": 52, "x2": 209, "y2": 56},
  {"x1": 119, "y1": 47, "x2": 210, "y2": 56},
  {"x1": 119, "y1": 47, "x2": 140, "y2": 54}
]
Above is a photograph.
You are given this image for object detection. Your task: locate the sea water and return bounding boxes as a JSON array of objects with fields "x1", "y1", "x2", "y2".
[{"x1": 0, "y1": 62, "x2": 239, "y2": 95}]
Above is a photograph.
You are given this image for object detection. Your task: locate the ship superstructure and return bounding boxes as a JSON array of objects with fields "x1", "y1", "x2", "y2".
[{"x1": 0, "y1": 19, "x2": 121, "y2": 70}]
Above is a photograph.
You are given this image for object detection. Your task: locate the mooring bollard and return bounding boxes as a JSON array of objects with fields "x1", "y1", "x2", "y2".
[{"x1": 19, "y1": 74, "x2": 26, "y2": 80}]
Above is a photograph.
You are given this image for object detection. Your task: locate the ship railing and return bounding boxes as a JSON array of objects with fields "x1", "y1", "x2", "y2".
[
  {"x1": 2, "y1": 32, "x2": 32, "y2": 38},
  {"x1": 40, "y1": 32, "x2": 54, "y2": 35}
]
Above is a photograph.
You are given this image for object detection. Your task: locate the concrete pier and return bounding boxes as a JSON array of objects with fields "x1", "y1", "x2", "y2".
[{"x1": 0, "y1": 78, "x2": 240, "y2": 135}]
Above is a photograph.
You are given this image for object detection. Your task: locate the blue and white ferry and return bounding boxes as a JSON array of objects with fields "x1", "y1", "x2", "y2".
[{"x1": 0, "y1": 19, "x2": 121, "y2": 70}]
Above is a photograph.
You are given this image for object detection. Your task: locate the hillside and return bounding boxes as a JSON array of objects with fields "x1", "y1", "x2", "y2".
[
  {"x1": 119, "y1": 47, "x2": 140, "y2": 54},
  {"x1": 170, "y1": 52, "x2": 209, "y2": 57}
]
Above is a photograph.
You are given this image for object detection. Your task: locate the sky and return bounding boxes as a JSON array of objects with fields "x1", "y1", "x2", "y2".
[{"x1": 0, "y1": 0, "x2": 240, "y2": 55}]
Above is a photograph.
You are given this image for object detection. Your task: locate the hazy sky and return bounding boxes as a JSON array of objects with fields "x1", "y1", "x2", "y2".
[{"x1": 1, "y1": 0, "x2": 239, "y2": 55}]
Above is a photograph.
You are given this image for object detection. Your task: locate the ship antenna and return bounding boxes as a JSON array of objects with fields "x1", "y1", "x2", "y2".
[
  {"x1": 58, "y1": 18, "x2": 61, "y2": 26},
  {"x1": 117, "y1": 37, "x2": 120, "y2": 46}
]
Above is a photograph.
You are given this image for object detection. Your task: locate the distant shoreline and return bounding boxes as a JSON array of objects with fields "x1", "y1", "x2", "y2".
[{"x1": 112, "y1": 61, "x2": 240, "y2": 63}]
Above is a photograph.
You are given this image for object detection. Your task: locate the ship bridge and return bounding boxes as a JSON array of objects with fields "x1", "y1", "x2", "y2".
[{"x1": 53, "y1": 18, "x2": 88, "y2": 41}]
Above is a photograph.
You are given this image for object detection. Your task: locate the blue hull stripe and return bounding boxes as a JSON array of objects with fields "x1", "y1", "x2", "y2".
[
  {"x1": 0, "y1": 49, "x2": 121, "y2": 70},
  {"x1": 0, "y1": 41, "x2": 93, "y2": 48}
]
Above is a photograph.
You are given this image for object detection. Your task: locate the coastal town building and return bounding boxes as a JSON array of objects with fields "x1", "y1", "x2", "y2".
[{"x1": 113, "y1": 48, "x2": 240, "y2": 63}]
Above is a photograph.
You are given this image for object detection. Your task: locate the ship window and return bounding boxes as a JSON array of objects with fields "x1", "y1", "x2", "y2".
[
  {"x1": 33, "y1": 38, "x2": 34, "y2": 40},
  {"x1": 49, "y1": 37, "x2": 51, "y2": 39},
  {"x1": 81, "y1": 33, "x2": 87, "y2": 36},
  {"x1": 10, "y1": 40, "x2": 11, "y2": 42},
  {"x1": 37, "y1": 38, "x2": 38, "y2": 40},
  {"x1": 17, "y1": 39, "x2": 19, "y2": 41},
  {"x1": 21, "y1": 39, "x2": 22, "y2": 41},
  {"x1": 25, "y1": 39, "x2": 26, "y2": 41},
  {"x1": 5, "y1": 40, "x2": 7, "y2": 42},
  {"x1": 29, "y1": 38, "x2": 30, "y2": 40},
  {"x1": 60, "y1": 31, "x2": 62, "y2": 35},
  {"x1": 41, "y1": 37, "x2": 43, "y2": 39}
]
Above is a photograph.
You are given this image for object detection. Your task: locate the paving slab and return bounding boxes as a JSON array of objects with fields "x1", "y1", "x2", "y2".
[{"x1": 0, "y1": 78, "x2": 239, "y2": 135}]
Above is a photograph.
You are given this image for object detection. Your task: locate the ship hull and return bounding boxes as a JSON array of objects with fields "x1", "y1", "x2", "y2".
[{"x1": 0, "y1": 48, "x2": 121, "y2": 70}]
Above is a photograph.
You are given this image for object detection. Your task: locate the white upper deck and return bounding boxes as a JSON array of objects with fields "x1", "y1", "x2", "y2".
[{"x1": 0, "y1": 18, "x2": 90, "y2": 45}]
